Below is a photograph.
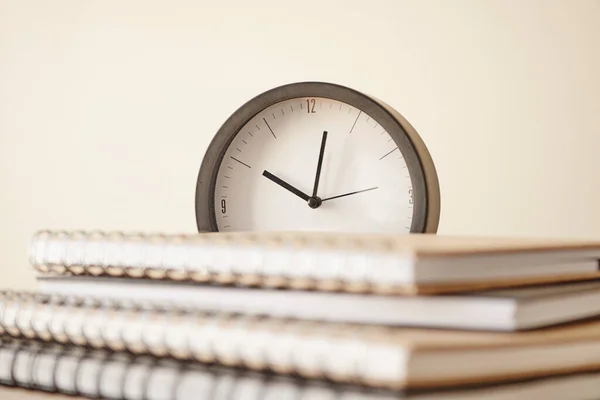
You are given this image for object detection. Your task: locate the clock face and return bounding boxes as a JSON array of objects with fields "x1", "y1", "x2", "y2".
[
  {"x1": 213, "y1": 97, "x2": 411, "y2": 233},
  {"x1": 196, "y1": 82, "x2": 440, "y2": 234}
]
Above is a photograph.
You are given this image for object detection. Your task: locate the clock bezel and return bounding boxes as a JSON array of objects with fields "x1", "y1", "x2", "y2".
[{"x1": 195, "y1": 81, "x2": 440, "y2": 233}]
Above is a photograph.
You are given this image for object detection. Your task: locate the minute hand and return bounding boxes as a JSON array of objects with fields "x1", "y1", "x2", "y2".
[{"x1": 321, "y1": 187, "x2": 378, "y2": 202}]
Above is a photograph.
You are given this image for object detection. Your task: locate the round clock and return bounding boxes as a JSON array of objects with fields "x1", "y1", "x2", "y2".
[{"x1": 195, "y1": 82, "x2": 440, "y2": 234}]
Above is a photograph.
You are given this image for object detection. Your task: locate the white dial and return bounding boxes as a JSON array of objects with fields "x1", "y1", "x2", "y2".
[{"x1": 212, "y1": 97, "x2": 415, "y2": 233}]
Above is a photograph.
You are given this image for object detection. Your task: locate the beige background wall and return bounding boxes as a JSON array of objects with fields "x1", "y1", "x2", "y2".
[{"x1": 1, "y1": 0, "x2": 599, "y2": 290}]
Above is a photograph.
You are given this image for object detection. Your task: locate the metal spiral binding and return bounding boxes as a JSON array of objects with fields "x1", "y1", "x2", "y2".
[
  {"x1": 27, "y1": 229, "x2": 408, "y2": 295},
  {"x1": 0, "y1": 337, "x2": 391, "y2": 399},
  {"x1": 0, "y1": 339, "x2": 138, "y2": 399},
  {"x1": 9, "y1": 340, "x2": 26, "y2": 388},
  {"x1": 51, "y1": 345, "x2": 74, "y2": 396},
  {"x1": 0, "y1": 291, "x2": 403, "y2": 391}
]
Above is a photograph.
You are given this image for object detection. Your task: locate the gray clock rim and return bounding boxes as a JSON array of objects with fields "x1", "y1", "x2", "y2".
[{"x1": 194, "y1": 81, "x2": 440, "y2": 233}]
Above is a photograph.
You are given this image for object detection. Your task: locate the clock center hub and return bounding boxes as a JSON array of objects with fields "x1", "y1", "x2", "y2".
[{"x1": 307, "y1": 196, "x2": 322, "y2": 209}]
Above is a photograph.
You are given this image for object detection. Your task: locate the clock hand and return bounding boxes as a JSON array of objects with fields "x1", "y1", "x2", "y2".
[
  {"x1": 262, "y1": 170, "x2": 310, "y2": 201},
  {"x1": 311, "y1": 131, "x2": 328, "y2": 197},
  {"x1": 321, "y1": 187, "x2": 379, "y2": 202}
]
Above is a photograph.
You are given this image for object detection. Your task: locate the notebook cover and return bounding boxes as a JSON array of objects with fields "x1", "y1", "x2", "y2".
[{"x1": 0, "y1": 387, "x2": 86, "y2": 400}]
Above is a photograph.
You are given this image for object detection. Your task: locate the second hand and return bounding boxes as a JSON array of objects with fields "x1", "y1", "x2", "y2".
[{"x1": 321, "y1": 187, "x2": 379, "y2": 202}]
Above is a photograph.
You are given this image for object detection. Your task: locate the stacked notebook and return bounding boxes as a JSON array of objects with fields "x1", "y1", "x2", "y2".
[{"x1": 3, "y1": 230, "x2": 600, "y2": 399}]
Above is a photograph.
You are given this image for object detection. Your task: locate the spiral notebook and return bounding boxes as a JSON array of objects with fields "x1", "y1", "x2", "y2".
[
  {"x1": 4, "y1": 337, "x2": 600, "y2": 400},
  {"x1": 28, "y1": 230, "x2": 600, "y2": 295},
  {"x1": 37, "y1": 275, "x2": 600, "y2": 331},
  {"x1": 5, "y1": 291, "x2": 600, "y2": 391}
]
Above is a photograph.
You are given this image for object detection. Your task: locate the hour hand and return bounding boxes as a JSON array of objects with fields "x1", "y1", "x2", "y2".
[{"x1": 262, "y1": 170, "x2": 310, "y2": 201}]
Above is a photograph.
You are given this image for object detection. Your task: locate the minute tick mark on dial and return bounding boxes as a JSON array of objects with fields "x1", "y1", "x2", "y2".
[
  {"x1": 255, "y1": 125, "x2": 260, "y2": 130},
  {"x1": 349, "y1": 111, "x2": 362, "y2": 134},
  {"x1": 248, "y1": 132, "x2": 254, "y2": 137},
  {"x1": 230, "y1": 156, "x2": 251, "y2": 168},
  {"x1": 236, "y1": 148, "x2": 241, "y2": 152},
  {"x1": 272, "y1": 113, "x2": 276, "y2": 120},
  {"x1": 263, "y1": 118, "x2": 277, "y2": 139},
  {"x1": 242, "y1": 139, "x2": 247, "y2": 144},
  {"x1": 380, "y1": 147, "x2": 399, "y2": 160}
]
